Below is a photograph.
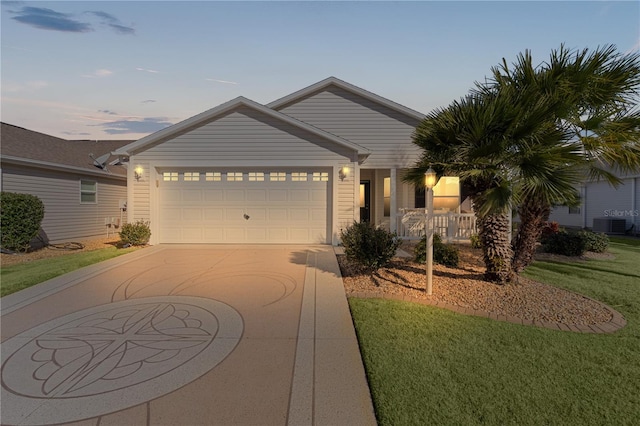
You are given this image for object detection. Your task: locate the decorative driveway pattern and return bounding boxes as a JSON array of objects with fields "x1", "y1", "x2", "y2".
[
  {"x1": 2, "y1": 296, "x2": 242, "y2": 425},
  {"x1": 1, "y1": 245, "x2": 375, "y2": 425}
]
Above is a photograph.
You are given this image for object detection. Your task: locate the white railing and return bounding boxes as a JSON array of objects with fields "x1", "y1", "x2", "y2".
[{"x1": 397, "y1": 208, "x2": 478, "y2": 242}]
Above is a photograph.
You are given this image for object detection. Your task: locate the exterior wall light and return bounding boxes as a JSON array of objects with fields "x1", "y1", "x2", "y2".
[
  {"x1": 134, "y1": 166, "x2": 144, "y2": 181},
  {"x1": 339, "y1": 166, "x2": 349, "y2": 181}
]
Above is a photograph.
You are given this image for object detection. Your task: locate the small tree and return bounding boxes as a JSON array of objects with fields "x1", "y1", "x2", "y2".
[
  {"x1": 340, "y1": 221, "x2": 399, "y2": 272},
  {"x1": 0, "y1": 192, "x2": 45, "y2": 252}
]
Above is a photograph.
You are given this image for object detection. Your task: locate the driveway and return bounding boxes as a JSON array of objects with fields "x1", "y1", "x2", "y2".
[{"x1": 1, "y1": 245, "x2": 376, "y2": 426}]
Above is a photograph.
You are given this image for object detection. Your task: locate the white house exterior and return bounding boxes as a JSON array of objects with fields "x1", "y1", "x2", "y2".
[
  {"x1": 549, "y1": 172, "x2": 640, "y2": 235},
  {"x1": 0, "y1": 123, "x2": 130, "y2": 244},
  {"x1": 114, "y1": 77, "x2": 430, "y2": 245}
]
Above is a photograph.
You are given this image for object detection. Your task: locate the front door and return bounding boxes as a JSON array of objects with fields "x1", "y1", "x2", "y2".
[{"x1": 360, "y1": 180, "x2": 371, "y2": 222}]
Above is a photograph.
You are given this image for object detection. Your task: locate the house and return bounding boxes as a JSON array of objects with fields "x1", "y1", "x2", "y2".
[
  {"x1": 0, "y1": 123, "x2": 131, "y2": 244},
  {"x1": 114, "y1": 77, "x2": 438, "y2": 245},
  {"x1": 549, "y1": 171, "x2": 640, "y2": 235}
]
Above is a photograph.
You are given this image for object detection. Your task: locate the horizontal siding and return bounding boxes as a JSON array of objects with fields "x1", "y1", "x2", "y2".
[
  {"x1": 548, "y1": 207, "x2": 583, "y2": 228},
  {"x1": 136, "y1": 106, "x2": 353, "y2": 163},
  {"x1": 1, "y1": 165, "x2": 126, "y2": 243},
  {"x1": 277, "y1": 87, "x2": 422, "y2": 169},
  {"x1": 130, "y1": 160, "x2": 151, "y2": 222},
  {"x1": 586, "y1": 179, "x2": 634, "y2": 229},
  {"x1": 337, "y1": 166, "x2": 356, "y2": 231}
]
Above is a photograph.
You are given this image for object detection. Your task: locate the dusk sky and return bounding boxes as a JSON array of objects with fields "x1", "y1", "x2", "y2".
[{"x1": 2, "y1": 1, "x2": 638, "y2": 140}]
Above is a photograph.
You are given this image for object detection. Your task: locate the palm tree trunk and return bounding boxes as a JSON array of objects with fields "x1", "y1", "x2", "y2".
[
  {"x1": 474, "y1": 199, "x2": 515, "y2": 284},
  {"x1": 512, "y1": 196, "x2": 551, "y2": 274}
]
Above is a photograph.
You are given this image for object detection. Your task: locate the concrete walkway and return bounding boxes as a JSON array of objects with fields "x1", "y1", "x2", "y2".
[{"x1": 1, "y1": 245, "x2": 376, "y2": 426}]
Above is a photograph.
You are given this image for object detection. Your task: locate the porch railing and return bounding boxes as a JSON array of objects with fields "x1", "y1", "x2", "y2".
[{"x1": 396, "y1": 208, "x2": 478, "y2": 242}]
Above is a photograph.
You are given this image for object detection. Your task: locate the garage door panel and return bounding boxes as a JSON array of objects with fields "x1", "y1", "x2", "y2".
[{"x1": 159, "y1": 170, "x2": 329, "y2": 243}]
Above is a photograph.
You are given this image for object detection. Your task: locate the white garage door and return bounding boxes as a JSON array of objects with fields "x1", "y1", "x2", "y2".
[{"x1": 158, "y1": 170, "x2": 329, "y2": 243}]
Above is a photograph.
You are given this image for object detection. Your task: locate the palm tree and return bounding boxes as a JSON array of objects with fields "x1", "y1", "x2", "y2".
[
  {"x1": 406, "y1": 85, "x2": 575, "y2": 283},
  {"x1": 481, "y1": 45, "x2": 640, "y2": 272}
]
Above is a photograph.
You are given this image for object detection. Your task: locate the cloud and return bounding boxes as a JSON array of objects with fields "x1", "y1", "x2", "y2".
[
  {"x1": 3, "y1": 80, "x2": 48, "y2": 92},
  {"x1": 8, "y1": 6, "x2": 134, "y2": 35},
  {"x1": 82, "y1": 69, "x2": 113, "y2": 78},
  {"x1": 141, "y1": 99, "x2": 157, "y2": 104},
  {"x1": 98, "y1": 109, "x2": 118, "y2": 115},
  {"x1": 205, "y1": 78, "x2": 239, "y2": 85},
  {"x1": 86, "y1": 11, "x2": 135, "y2": 35},
  {"x1": 94, "y1": 117, "x2": 173, "y2": 135},
  {"x1": 61, "y1": 131, "x2": 91, "y2": 136},
  {"x1": 9, "y1": 6, "x2": 92, "y2": 32},
  {"x1": 136, "y1": 67, "x2": 160, "y2": 74}
]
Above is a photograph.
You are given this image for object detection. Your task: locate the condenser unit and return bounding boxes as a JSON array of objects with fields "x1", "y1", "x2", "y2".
[{"x1": 592, "y1": 218, "x2": 627, "y2": 234}]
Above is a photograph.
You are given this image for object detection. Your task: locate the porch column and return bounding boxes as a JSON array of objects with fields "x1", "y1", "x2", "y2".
[{"x1": 390, "y1": 168, "x2": 397, "y2": 233}]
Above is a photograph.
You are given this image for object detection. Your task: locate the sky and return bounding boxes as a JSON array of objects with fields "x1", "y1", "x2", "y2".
[{"x1": 2, "y1": 0, "x2": 639, "y2": 140}]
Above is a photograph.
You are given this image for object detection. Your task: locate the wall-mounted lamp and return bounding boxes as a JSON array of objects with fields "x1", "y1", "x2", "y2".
[
  {"x1": 339, "y1": 166, "x2": 349, "y2": 181},
  {"x1": 134, "y1": 166, "x2": 144, "y2": 181}
]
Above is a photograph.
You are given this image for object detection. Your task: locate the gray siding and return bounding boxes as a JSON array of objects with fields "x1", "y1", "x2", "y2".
[
  {"x1": 135, "y1": 106, "x2": 355, "y2": 163},
  {"x1": 586, "y1": 179, "x2": 635, "y2": 230},
  {"x1": 1, "y1": 164, "x2": 126, "y2": 243},
  {"x1": 276, "y1": 87, "x2": 422, "y2": 168}
]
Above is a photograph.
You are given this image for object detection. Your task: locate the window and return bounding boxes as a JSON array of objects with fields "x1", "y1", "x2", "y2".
[
  {"x1": 415, "y1": 187, "x2": 425, "y2": 208},
  {"x1": 292, "y1": 172, "x2": 307, "y2": 182},
  {"x1": 163, "y1": 172, "x2": 178, "y2": 181},
  {"x1": 184, "y1": 172, "x2": 200, "y2": 181},
  {"x1": 206, "y1": 172, "x2": 221, "y2": 181},
  {"x1": 80, "y1": 180, "x2": 97, "y2": 203},
  {"x1": 312, "y1": 172, "x2": 329, "y2": 182},
  {"x1": 384, "y1": 177, "x2": 391, "y2": 216},
  {"x1": 227, "y1": 172, "x2": 243, "y2": 181},
  {"x1": 249, "y1": 172, "x2": 265, "y2": 181},
  {"x1": 270, "y1": 172, "x2": 286, "y2": 182},
  {"x1": 569, "y1": 206, "x2": 581, "y2": 214}
]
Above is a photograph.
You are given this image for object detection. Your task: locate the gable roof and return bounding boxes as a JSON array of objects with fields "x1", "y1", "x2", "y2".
[
  {"x1": 113, "y1": 96, "x2": 371, "y2": 161},
  {"x1": 0, "y1": 122, "x2": 131, "y2": 178},
  {"x1": 267, "y1": 76, "x2": 426, "y2": 121}
]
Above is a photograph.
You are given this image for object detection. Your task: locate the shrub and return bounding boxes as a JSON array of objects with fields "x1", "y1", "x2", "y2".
[
  {"x1": 540, "y1": 221, "x2": 560, "y2": 242},
  {"x1": 119, "y1": 220, "x2": 151, "y2": 246},
  {"x1": 469, "y1": 234, "x2": 482, "y2": 249},
  {"x1": 579, "y1": 230, "x2": 609, "y2": 253},
  {"x1": 414, "y1": 233, "x2": 460, "y2": 267},
  {"x1": 0, "y1": 192, "x2": 45, "y2": 252},
  {"x1": 542, "y1": 231, "x2": 587, "y2": 256},
  {"x1": 340, "y1": 221, "x2": 400, "y2": 271}
]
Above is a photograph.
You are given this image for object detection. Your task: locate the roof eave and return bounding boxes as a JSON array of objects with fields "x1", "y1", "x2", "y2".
[{"x1": 1, "y1": 156, "x2": 127, "y2": 180}]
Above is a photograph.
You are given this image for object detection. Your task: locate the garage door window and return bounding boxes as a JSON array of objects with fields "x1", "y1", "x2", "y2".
[
  {"x1": 312, "y1": 172, "x2": 329, "y2": 182},
  {"x1": 184, "y1": 172, "x2": 200, "y2": 181},
  {"x1": 163, "y1": 172, "x2": 178, "y2": 181},
  {"x1": 249, "y1": 172, "x2": 265, "y2": 181},
  {"x1": 227, "y1": 172, "x2": 243, "y2": 181},
  {"x1": 292, "y1": 172, "x2": 307, "y2": 181},
  {"x1": 205, "y1": 172, "x2": 221, "y2": 181},
  {"x1": 270, "y1": 172, "x2": 286, "y2": 182}
]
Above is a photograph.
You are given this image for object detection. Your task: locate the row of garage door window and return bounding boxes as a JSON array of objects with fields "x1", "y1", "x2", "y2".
[{"x1": 162, "y1": 171, "x2": 329, "y2": 182}]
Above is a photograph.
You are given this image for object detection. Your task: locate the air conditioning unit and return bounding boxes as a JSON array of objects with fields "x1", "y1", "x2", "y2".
[{"x1": 592, "y1": 218, "x2": 627, "y2": 234}]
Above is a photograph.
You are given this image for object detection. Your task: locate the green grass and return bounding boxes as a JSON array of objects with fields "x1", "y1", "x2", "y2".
[
  {"x1": 0, "y1": 247, "x2": 137, "y2": 297},
  {"x1": 349, "y1": 239, "x2": 640, "y2": 425}
]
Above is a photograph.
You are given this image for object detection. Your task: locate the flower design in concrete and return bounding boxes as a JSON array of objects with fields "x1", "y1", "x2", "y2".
[{"x1": 1, "y1": 296, "x2": 243, "y2": 425}]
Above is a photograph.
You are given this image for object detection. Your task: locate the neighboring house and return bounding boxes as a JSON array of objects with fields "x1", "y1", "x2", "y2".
[
  {"x1": 114, "y1": 77, "x2": 433, "y2": 245},
  {"x1": 549, "y1": 171, "x2": 640, "y2": 235},
  {"x1": 0, "y1": 123, "x2": 131, "y2": 244}
]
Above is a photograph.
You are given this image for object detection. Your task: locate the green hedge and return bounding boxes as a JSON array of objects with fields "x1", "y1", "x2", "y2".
[
  {"x1": 119, "y1": 220, "x2": 151, "y2": 246},
  {"x1": 414, "y1": 233, "x2": 460, "y2": 267},
  {"x1": 340, "y1": 221, "x2": 399, "y2": 271},
  {"x1": 0, "y1": 192, "x2": 45, "y2": 252}
]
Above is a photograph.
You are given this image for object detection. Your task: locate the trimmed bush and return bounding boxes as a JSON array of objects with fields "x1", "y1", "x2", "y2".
[
  {"x1": 579, "y1": 230, "x2": 609, "y2": 253},
  {"x1": 414, "y1": 233, "x2": 460, "y2": 267},
  {"x1": 0, "y1": 192, "x2": 45, "y2": 252},
  {"x1": 470, "y1": 234, "x2": 482, "y2": 249},
  {"x1": 340, "y1": 221, "x2": 400, "y2": 271},
  {"x1": 540, "y1": 221, "x2": 560, "y2": 242},
  {"x1": 119, "y1": 220, "x2": 151, "y2": 246},
  {"x1": 542, "y1": 231, "x2": 587, "y2": 256}
]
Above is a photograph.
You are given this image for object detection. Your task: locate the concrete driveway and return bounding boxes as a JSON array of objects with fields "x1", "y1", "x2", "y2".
[{"x1": 1, "y1": 245, "x2": 376, "y2": 426}]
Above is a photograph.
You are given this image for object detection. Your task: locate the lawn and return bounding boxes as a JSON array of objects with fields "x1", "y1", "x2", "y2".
[
  {"x1": 349, "y1": 238, "x2": 640, "y2": 425},
  {"x1": 0, "y1": 246, "x2": 137, "y2": 297}
]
